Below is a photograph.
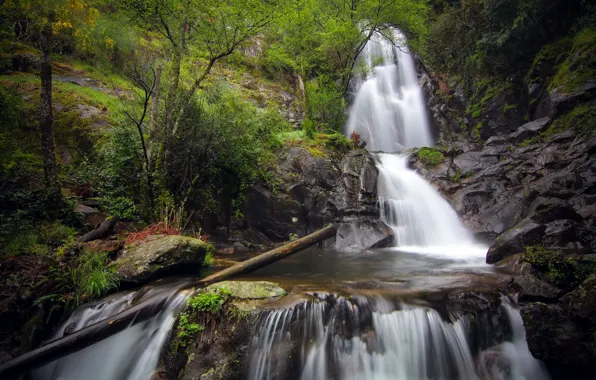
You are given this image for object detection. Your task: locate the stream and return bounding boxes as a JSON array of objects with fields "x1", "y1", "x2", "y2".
[{"x1": 25, "y1": 29, "x2": 551, "y2": 380}]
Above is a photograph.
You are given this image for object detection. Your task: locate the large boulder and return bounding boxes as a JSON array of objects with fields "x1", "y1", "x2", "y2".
[
  {"x1": 521, "y1": 302, "x2": 596, "y2": 375},
  {"x1": 334, "y1": 218, "x2": 393, "y2": 250},
  {"x1": 486, "y1": 219, "x2": 546, "y2": 264},
  {"x1": 114, "y1": 235, "x2": 213, "y2": 284}
]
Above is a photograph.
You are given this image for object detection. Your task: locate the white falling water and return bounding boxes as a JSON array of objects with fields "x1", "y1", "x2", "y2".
[
  {"x1": 345, "y1": 29, "x2": 433, "y2": 152},
  {"x1": 345, "y1": 29, "x2": 486, "y2": 259},
  {"x1": 377, "y1": 153, "x2": 486, "y2": 259},
  {"x1": 248, "y1": 297, "x2": 550, "y2": 380},
  {"x1": 32, "y1": 283, "x2": 190, "y2": 380}
]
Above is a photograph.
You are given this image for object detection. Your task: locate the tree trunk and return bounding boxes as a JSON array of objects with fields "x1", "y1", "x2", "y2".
[
  {"x1": 77, "y1": 216, "x2": 120, "y2": 243},
  {"x1": 199, "y1": 224, "x2": 337, "y2": 285},
  {"x1": 0, "y1": 225, "x2": 337, "y2": 378},
  {"x1": 39, "y1": 20, "x2": 60, "y2": 196}
]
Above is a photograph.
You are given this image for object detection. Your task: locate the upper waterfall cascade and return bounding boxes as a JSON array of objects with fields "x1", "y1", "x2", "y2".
[
  {"x1": 345, "y1": 29, "x2": 433, "y2": 152},
  {"x1": 345, "y1": 29, "x2": 486, "y2": 259}
]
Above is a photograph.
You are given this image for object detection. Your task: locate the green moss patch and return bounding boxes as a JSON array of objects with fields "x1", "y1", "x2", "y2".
[
  {"x1": 523, "y1": 246, "x2": 593, "y2": 290},
  {"x1": 417, "y1": 147, "x2": 445, "y2": 166}
]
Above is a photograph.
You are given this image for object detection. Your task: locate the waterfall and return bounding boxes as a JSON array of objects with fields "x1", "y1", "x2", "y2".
[
  {"x1": 248, "y1": 296, "x2": 550, "y2": 380},
  {"x1": 31, "y1": 282, "x2": 190, "y2": 380},
  {"x1": 345, "y1": 29, "x2": 433, "y2": 152},
  {"x1": 377, "y1": 153, "x2": 486, "y2": 259},
  {"x1": 345, "y1": 28, "x2": 486, "y2": 259}
]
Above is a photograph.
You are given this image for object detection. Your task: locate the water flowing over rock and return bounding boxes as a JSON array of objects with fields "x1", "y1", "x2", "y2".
[
  {"x1": 345, "y1": 29, "x2": 433, "y2": 152},
  {"x1": 344, "y1": 29, "x2": 486, "y2": 260},
  {"x1": 31, "y1": 281, "x2": 191, "y2": 380},
  {"x1": 247, "y1": 295, "x2": 549, "y2": 380}
]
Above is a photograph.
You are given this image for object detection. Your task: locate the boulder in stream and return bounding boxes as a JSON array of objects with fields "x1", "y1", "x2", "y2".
[{"x1": 113, "y1": 235, "x2": 214, "y2": 285}]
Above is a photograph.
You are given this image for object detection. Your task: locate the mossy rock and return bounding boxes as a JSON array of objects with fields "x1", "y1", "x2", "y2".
[
  {"x1": 206, "y1": 281, "x2": 286, "y2": 299},
  {"x1": 113, "y1": 235, "x2": 214, "y2": 285}
]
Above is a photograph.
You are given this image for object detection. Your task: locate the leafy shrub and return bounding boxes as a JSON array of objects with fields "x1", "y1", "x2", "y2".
[
  {"x1": 47, "y1": 250, "x2": 119, "y2": 308},
  {"x1": 3, "y1": 230, "x2": 48, "y2": 256},
  {"x1": 260, "y1": 44, "x2": 298, "y2": 79},
  {"x1": 105, "y1": 196, "x2": 138, "y2": 220},
  {"x1": 176, "y1": 314, "x2": 203, "y2": 347},
  {"x1": 305, "y1": 76, "x2": 345, "y2": 132},
  {"x1": 187, "y1": 287, "x2": 232, "y2": 314},
  {"x1": 418, "y1": 148, "x2": 444, "y2": 166}
]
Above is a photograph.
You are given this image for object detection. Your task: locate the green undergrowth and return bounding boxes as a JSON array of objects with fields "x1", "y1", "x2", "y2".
[
  {"x1": 449, "y1": 171, "x2": 473, "y2": 183},
  {"x1": 37, "y1": 248, "x2": 119, "y2": 310},
  {"x1": 523, "y1": 246, "x2": 593, "y2": 290},
  {"x1": 0, "y1": 72, "x2": 124, "y2": 116},
  {"x1": 417, "y1": 147, "x2": 444, "y2": 166},
  {"x1": 549, "y1": 28, "x2": 596, "y2": 92},
  {"x1": 176, "y1": 287, "x2": 233, "y2": 347},
  {"x1": 521, "y1": 102, "x2": 596, "y2": 146}
]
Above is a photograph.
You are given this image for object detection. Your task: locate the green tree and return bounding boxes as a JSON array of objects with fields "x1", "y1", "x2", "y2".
[
  {"x1": 3, "y1": 0, "x2": 97, "y2": 196},
  {"x1": 118, "y1": 0, "x2": 278, "y2": 178}
]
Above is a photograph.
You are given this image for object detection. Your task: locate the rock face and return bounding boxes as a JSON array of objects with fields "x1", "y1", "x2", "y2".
[
  {"x1": 114, "y1": 235, "x2": 213, "y2": 285},
  {"x1": 164, "y1": 281, "x2": 288, "y2": 380},
  {"x1": 226, "y1": 147, "x2": 390, "y2": 250},
  {"x1": 420, "y1": 60, "x2": 596, "y2": 377}
]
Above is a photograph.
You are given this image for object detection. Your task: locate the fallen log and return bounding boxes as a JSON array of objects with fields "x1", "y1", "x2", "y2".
[
  {"x1": 0, "y1": 224, "x2": 337, "y2": 378},
  {"x1": 198, "y1": 223, "x2": 337, "y2": 285},
  {"x1": 77, "y1": 216, "x2": 120, "y2": 243}
]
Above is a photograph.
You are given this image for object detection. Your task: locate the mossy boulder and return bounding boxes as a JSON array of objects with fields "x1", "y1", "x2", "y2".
[
  {"x1": 114, "y1": 235, "x2": 214, "y2": 285},
  {"x1": 205, "y1": 281, "x2": 286, "y2": 299}
]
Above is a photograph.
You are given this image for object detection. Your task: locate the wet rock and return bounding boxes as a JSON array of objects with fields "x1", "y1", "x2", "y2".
[
  {"x1": 243, "y1": 186, "x2": 307, "y2": 241},
  {"x1": 164, "y1": 282, "x2": 289, "y2": 380},
  {"x1": 74, "y1": 204, "x2": 106, "y2": 228},
  {"x1": 524, "y1": 197, "x2": 581, "y2": 224},
  {"x1": 486, "y1": 220, "x2": 546, "y2": 264},
  {"x1": 542, "y1": 219, "x2": 582, "y2": 247},
  {"x1": 560, "y1": 274, "x2": 596, "y2": 321},
  {"x1": 521, "y1": 302, "x2": 594, "y2": 371},
  {"x1": 85, "y1": 239, "x2": 123, "y2": 256},
  {"x1": 509, "y1": 117, "x2": 550, "y2": 143},
  {"x1": 511, "y1": 275, "x2": 563, "y2": 302},
  {"x1": 495, "y1": 253, "x2": 533, "y2": 275},
  {"x1": 334, "y1": 218, "x2": 393, "y2": 250},
  {"x1": 114, "y1": 235, "x2": 213, "y2": 285},
  {"x1": 548, "y1": 81, "x2": 596, "y2": 118}
]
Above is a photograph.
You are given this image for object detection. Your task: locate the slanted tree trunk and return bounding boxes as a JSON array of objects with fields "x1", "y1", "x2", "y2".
[
  {"x1": 0, "y1": 225, "x2": 338, "y2": 378},
  {"x1": 199, "y1": 224, "x2": 337, "y2": 285},
  {"x1": 39, "y1": 18, "x2": 60, "y2": 196}
]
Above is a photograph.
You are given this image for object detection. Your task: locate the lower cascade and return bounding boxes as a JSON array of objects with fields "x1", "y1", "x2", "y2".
[
  {"x1": 376, "y1": 153, "x2": 486, "y2": 259},
  {"x1": 31, "y1": 282, "x2": 190, "y2": 380},
  {"x1": 248, "y1": 296, "x2": 550, "y2": 380}
]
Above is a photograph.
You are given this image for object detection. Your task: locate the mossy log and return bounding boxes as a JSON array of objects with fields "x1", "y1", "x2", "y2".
[{"x1": 0, "y1": 224, "x2": 337, "y2": 378}]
